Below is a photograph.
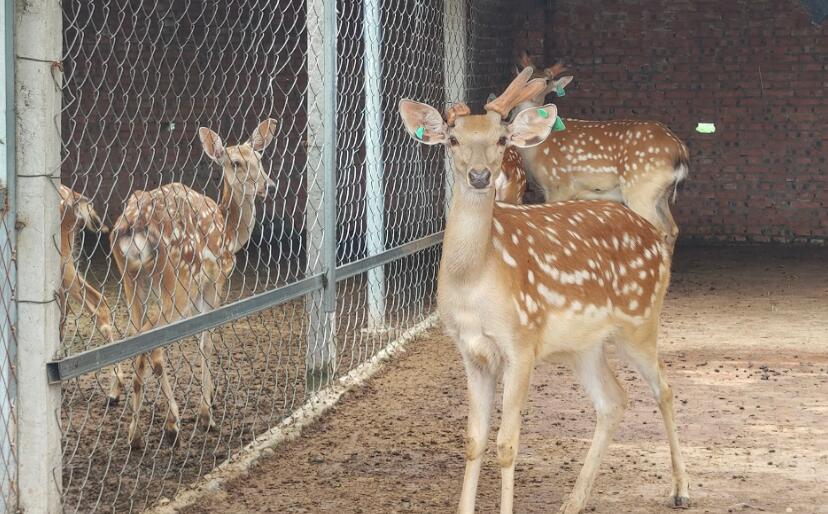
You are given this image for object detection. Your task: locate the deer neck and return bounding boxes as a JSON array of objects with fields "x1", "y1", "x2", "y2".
[
  {"x1": 441, "y1": 183, "x2": 496, "y2": 281},
  {"x1": 219, "y1": 180, "x2": 257, "y2": 253}
]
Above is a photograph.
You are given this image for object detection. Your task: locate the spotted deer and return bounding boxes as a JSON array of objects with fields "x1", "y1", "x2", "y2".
[
  {"x1": 58, "y1": 186, "x2": 127, "y2": 399},
  {"x1": 511, "y1": 53, "x2": 689, "y2": 249},
  {"x1": 400, "y1": 68, "x2": 689, "y2": 514},
  {"x1": 110, "y1": 119, "x2": 277, "y2": 448}
]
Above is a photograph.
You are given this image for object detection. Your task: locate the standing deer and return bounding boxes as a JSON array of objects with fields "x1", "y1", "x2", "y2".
[
  {"x1": 511, "y1": 53, "x2": 688, "y2": 249},
  {"x1": 110, "y1": 119, "x2": 277, "y2": 448},
  {"x1": 59, "y1": 185, "x2": 127, "y2": 401},
  {"x1": 400, "y1": 68, "x2": 689, "y2": 513}
]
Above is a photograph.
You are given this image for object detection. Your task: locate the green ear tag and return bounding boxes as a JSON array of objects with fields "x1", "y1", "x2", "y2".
[
  {"x1": 414, "y1": 126, "x2": 425, "y2": 140},
  {"x1": 556, "y1": 83, "x2": 566, "y2": 97},
  {"x1": 537, "y1": 108, "x2": 549, "y2": 119},
  {"x1": 553, "y1": 116, "x2": 566, "y2": 131}
]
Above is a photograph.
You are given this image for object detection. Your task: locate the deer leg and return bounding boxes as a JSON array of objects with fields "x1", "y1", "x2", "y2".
[
  {"x1": 656, "y1": 194, "x2": 679, "y2": 254},
  {"x1": 496, "y1": 356, "x2": 533, "y2": 514},
  {"x1": 128, "y1": 352, "x2": 149, "y2": 449},
  {"x1": 622, "y1": 344, "x2": 690, "y2": 508},
  {"x1": 458, "y1": 353, "x2": 496, "y2": 514},
  {"x1": 560, "y1": 343, "x2": 627, "y2": 514},
  {"x1": 196, "y1": 282, "x2": 221, "y2": 432},
  {"x1": 148, "y1": 345, "x2": 180, "y2": 446},
  {"x1": 120, "y1": 272, "x2": 152, "y2": 447}
]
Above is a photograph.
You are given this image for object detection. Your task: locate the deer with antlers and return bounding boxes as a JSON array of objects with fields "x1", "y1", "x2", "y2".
[
  {"x1": 400, "y1": 68, "x2": 689, "y2": 513},
  {"x1": 58, "y1": 185, "x2": 127, "y2": 400},
  {"x1": 109, "y1": 119, "x2": 277, "y2": 448},
  {"x1": 507, "y1": 53, "x2": 688, "y2": 249}
]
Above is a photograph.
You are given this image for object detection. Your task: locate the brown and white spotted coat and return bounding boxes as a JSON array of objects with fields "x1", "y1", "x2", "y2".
[
  {"x1": 491, "y1": 201, "x2": 669, "y2": 332},
  {"x1": 400, "y1": 67, "x2": 689, "y2": 514},
  {"x1": 494, "y1": 147, "x2": 527, "y2": 204},
  {"x1": 110, "y1": 119, "x2": 277, "y2": 448}
]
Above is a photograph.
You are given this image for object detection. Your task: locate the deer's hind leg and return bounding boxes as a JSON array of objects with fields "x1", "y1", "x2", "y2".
[
  {"x1": 560, "y1": 343, "x2": 627, "y2": 514},
  {"x1": 617, "y1": 324, "x2": 690, "y2": 509},
  {"x1": 195, "y1": 278, "x2": 223, "y2": 432}
]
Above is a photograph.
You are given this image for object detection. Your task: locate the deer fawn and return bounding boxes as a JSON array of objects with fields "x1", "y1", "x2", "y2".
[
  {"x1": 58, "y1": 186, "x2": 127, "y2": 400},
  {"x1": 110, "y1": 119, "x2": 277, "y2": 448},
  {"x1": 510, "y1": 53, "x2": 689, "y2": 249},
  {"x1": 400, "y1": 68, "x2": 689, "y2": 513}
]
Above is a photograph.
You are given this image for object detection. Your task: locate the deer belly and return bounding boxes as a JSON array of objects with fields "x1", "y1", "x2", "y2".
[{"x1": 538, "y1": 313, "x2": 619, "y2": 359}]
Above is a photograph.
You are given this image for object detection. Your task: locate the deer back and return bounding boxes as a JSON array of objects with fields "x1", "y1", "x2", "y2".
[
  {"x1": 521, "y1": 119, "x2": 688, "y2": 202},
  {"x1": 489, "y1": 200, "x2": 670, "y2": 329}
]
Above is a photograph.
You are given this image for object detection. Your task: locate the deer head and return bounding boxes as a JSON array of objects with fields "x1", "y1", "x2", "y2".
[
  {"x1": 516, "y1": 50, "x2": 574, "y2": 106},
  {"x1": 399, "y1": 67, "x2": 557, "y2": 194},
  {"x1": 199, "y1": 119, "x2": 278, "y2": 199}
]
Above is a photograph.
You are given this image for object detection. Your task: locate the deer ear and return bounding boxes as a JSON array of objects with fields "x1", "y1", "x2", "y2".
[
  {"x1": 399, "y1": 99, "x2": 447, "y2": 146},
  {"x1": 249, "y1": 118, "x2": 278, "y2": 151},
  {"x1": 199, "y1": 127, "x2": 225, "y2": 162},
  {"x1": 518, "y1": 49, "x2": 533, "y2": 68},
  {"x1": 555, "y1": 76, "x2": 574, "y2": 89},
  {"x1": 507, "y1": 104, "x2": 557, "y2": 148}
]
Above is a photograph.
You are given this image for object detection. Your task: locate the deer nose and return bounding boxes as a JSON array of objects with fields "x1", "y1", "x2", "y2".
[
  {"x1": 265, "y1": 182, "x2": 278, "y2": 198},
  {"x1": 468, "y1": 169, "x2": 491, "y2": 189}
]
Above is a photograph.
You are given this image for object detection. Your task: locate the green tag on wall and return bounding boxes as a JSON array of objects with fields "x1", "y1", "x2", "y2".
[
  {"x1": 414, "y1": 126, "x2": 425, "y2": 139},
  {"x1": 553, "y1": 116, "x2": 566, "y2": 131},
  {"x1": 695, "y1": 122, "x2": 715, "y2": 134}
]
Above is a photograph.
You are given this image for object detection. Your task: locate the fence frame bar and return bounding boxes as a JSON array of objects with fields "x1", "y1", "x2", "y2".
[
  {"x1": 363, "y1": 0, "x2": 386, "y2": 330},
  {"x1": 0, "y1": 0, "x2": 16, "y2": 509},
  {"x1": 46, "y1": 274, "x2": 325, "y2": 383}
]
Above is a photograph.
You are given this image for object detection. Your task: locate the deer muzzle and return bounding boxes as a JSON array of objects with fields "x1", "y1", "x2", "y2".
[{"x1": 468, "y1": 169, "x2": 492, "y2": 190}]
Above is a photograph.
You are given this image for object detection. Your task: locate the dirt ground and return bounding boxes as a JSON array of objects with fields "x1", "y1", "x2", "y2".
[{"x1": 178, "y1": 246, "x2": 828, "y2": 514}]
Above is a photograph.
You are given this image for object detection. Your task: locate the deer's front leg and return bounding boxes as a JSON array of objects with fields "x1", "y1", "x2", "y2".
[
  {"x1": 497, "y1": 356, "x2": 533, "y2": 514},
  {"x1": 458, "y1": 354, "x2": 496, "y2": 514}
]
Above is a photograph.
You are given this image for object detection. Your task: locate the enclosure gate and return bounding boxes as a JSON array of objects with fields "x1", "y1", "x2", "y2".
[{"x1": 8, "y1": 0, "x2": 517, "y2": 511}]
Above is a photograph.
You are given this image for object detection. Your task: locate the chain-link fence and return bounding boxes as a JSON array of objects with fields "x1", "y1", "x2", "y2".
[{"x1": 7, "y1": 0, "x2": 517, "y2": 512}]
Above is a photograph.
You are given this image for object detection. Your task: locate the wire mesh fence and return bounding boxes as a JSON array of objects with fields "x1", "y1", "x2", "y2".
[{"x1": 45, "y1": 0, "x2": 518, "y2": 511}]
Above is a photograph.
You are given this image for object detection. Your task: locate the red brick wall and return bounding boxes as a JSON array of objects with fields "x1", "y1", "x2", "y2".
[{"x1": 529, "y1": 0, "x2": 828, "y2": 244}]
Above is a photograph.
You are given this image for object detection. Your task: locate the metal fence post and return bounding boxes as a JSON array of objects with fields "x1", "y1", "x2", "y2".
[
  {"x1": 13, "y1": 0, "x2": 63, "y2": 511},
  {"x1": 363, "y1": 0, "x2": 386, "y2": 331},
  {"x1": 443, "y1": 0, "x2": 467, "y2": 207},
  {"x1": 305, "y1": 0, "x2": 338, "y2": 390},
  {"x1": 0, "y1": 1, "x2": 15, "y2": 510}
]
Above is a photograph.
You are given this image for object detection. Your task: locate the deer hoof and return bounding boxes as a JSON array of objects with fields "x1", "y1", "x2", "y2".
[
  {"x1": 129, "y1": 433, "x2": 145, "y2": 450},
  {"x1": 163, "y1": 426, "x2": 181, "y2": 447},
  {"x1": 669, "y1": 496, "x2": 691, "y2": 509},
  {"x1": 198, "y1": 412, "x2": 217, "y2": 432}
]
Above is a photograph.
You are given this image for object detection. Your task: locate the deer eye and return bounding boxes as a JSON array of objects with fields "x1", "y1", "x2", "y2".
[
  {"x1": 497, "y1": 136, "x2": 508, "y2": 146},
  {"x1": 448, "y1": 136, "x2": 459, "y2": 146}
]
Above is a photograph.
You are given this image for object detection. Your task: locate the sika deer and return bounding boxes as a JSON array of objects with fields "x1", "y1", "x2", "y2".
[
  {"x1": 400, "y1": 68, "x2": 689, "y2": 513},
  {"x1": 110, "y1": 119, "x2": 277, "y2": 447},
  {"x1": 58, "y1": 186, "x2": 127, "y2": 400},
  {"x1": 512, "y1": 53, "x2": 689, "y2": 249}
]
